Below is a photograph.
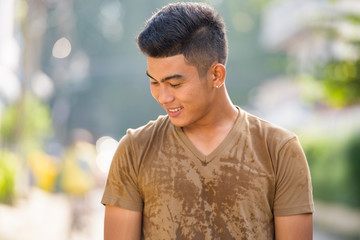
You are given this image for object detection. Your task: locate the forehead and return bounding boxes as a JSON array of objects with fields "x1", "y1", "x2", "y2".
[{"x1": 147, "y1": 54, "x2": 198, "y2": 77}]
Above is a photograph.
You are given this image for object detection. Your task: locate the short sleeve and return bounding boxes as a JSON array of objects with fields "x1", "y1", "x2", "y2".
[
  {"x1": 273, "y1": 137, "x2": 314, "y2": 216},
  {"x1": 101, "y1": 134, "x2": 143, "y2": 212}
]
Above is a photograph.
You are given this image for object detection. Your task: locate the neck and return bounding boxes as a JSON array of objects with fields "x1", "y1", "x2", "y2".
[
  {"x1": 183, "y1": 91, "x2": 238, "y2": 137},
  {"x1": 182, "y1": 92, "x2": 238, "y2": 156}
]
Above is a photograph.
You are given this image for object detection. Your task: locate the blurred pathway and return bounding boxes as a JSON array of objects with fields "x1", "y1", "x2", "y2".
[
  {"x1": 0, "y1": 188, "x2": 104, "y2": 240},
  {"x1": 314, "y1": 228, "x2": 354, "y2": 240},
  {"x1": 314, "y1": 201, "x2": 360, "y2": 240}
]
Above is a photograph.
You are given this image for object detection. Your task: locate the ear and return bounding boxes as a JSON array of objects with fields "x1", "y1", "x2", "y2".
[{"x1": 211, "y1": 63, "x2": 226, "y2": 89}]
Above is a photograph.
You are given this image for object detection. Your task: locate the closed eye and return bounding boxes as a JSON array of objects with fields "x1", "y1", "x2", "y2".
[
  {"x1": 170, "y1": 83, "x2": 181, "y2": 88},
  {"x1": 150, "y1": 81, "x2": 159, "y2": 85}
]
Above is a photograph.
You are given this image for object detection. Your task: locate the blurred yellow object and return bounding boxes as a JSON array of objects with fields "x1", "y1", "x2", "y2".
[
  {"x1": 60, "y1": 141, "x2": 97, "y2": 196},
  {"x1": 27, "y1": 150, "x2": 58, "y2": 192}
]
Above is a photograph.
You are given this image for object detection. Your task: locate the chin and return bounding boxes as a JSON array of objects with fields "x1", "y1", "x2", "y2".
[{"x1": 169, "y1": 118, "x2": 187, "y2": 128}]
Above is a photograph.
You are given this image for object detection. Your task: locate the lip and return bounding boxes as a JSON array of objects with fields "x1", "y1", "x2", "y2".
[{"x1": 166, "y1": 107, "x2": 184, "y2": 117}]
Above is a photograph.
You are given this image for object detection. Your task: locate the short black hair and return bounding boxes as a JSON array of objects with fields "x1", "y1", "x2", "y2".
[{"x1": 137, "y1": 2, "x2": 228, "y2": 76}]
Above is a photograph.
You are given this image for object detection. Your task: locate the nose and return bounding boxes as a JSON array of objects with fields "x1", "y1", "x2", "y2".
[{"x1": 156, "y1": 86, "x2": 174, "y2": 105}]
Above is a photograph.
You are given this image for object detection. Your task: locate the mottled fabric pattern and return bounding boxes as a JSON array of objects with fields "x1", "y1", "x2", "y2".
[{"x1": 102, "y1": 107, "x2": 314, "y2": 239}]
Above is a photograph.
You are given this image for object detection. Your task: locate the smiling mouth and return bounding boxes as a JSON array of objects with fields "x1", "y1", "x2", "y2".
[{"x1": 168, "y1": 107, "x2": 183, "y2": 112}]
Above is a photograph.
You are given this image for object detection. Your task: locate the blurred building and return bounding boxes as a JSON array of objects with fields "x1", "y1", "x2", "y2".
[
  {"x1": 261, "y1": 0, "x2": 360, "y2": 72},
  {"x1": 0, "y1": 0, "x2": 21, "y2": 113}
]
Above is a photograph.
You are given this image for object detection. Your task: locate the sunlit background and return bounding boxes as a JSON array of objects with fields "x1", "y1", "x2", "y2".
[{"x1": 1, "y1": 0, "x2": 360, "y2": 239}]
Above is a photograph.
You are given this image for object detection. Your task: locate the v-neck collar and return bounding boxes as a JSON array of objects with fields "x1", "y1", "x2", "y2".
[{"x1": 174, "y1": 106, "x2": 244, "y2": 165}]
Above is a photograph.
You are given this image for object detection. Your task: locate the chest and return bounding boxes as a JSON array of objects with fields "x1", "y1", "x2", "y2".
[
  {"x1": 137, "y1": 142, "x2": 276, "y2": 239},
  {"x1": 138, "y1": 140, "x2": 275, "y2": 210}
]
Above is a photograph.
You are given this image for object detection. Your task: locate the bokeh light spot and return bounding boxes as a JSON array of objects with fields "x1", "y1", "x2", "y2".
[
  {"x1": 52, "y1": 37, "x2": 72, "y2": 59},
  {"x1": 95, "y1": 136, "x2": 119, "y2": 174}
]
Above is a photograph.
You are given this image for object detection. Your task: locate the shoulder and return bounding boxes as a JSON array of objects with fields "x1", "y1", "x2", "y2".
[
  {"x1": 113, "y1": 115, "x2": 171, "y2": 163},
  {"x1": 241, "y1": 109, "x2": 297, "y2": 151},
  {"x1": 123, "y1": 115, "x2": 171, "y2": 146}
]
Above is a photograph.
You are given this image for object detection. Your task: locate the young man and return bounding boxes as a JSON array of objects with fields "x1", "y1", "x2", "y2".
[{"x1": 102, "y1": 2, "x2": 314, "y2": 239}]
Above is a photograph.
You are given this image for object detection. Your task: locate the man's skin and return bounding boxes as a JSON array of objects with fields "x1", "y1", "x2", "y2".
[
  {"x1": 104, "y1": 206, "x2": 141, "y2": 240},
  {"x1": 104, "y1": 54, "x2": 313, "y2": 240}
]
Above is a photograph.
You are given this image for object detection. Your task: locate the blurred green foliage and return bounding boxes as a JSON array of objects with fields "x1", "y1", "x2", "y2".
[
  {"x1": 0, "y1": 93, "x2": 52, "y2": 151},
  {"x1": 308, "y1": 59, "x2": 360, "y2": 108},
  {"x1": 302, "y1": 131, "x2": 360, "y2": 208},
  {"x1": 301, "y1": 13, "x2": 360, "y2": 108},
  {"x1": 0, "y1": 151, "x2": 19, "y2": 204},
  {"x1": 295, "y1": 8, "x2": 360, "y2": 209},
  {"x1": 0, "y1": 93, "x2": 52, "y2": 204}
]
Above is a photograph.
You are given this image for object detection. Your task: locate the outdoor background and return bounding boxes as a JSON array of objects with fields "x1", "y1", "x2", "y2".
[{"x1": 1, "y1": 0, "x2": 360, "y2": 239}]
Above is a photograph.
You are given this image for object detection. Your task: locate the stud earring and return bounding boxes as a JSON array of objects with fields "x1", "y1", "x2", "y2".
[{"x1": 216, "y1": 85, "x2": 219, "y2": 88}]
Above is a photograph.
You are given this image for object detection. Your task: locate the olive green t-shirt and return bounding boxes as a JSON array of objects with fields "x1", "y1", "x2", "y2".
[{"x1": 102, "y1": 108, "x2": 314, "y2": 239}]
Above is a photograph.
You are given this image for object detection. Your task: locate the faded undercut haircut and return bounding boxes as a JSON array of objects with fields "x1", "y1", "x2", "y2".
[{"x1": 137, "y1": 2, "x2": 228, "y2": 76}]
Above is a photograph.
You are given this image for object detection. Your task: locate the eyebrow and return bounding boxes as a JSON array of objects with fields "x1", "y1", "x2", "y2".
[{"x1": 146, "y1": 71, "x2": 183, "y2": 82}]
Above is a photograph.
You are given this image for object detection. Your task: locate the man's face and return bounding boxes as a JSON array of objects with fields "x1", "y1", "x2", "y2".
[{"x1": 146, "y1": 54, "x2": 216, "y2": 128}]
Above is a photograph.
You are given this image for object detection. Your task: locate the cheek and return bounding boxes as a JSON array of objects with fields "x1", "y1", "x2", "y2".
[
  {"x1": 192, "y1": 82, "x2": 211, "y2": 97},
  {"x1": 188, "y1": 83, "x2": 214, "y2": 105},
  {"x1": 150, "y1": 86, "x2": 158, "y2": 100},
  {"x1": 181, "y1": 87, "x2": 206, "y2": 105}
]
